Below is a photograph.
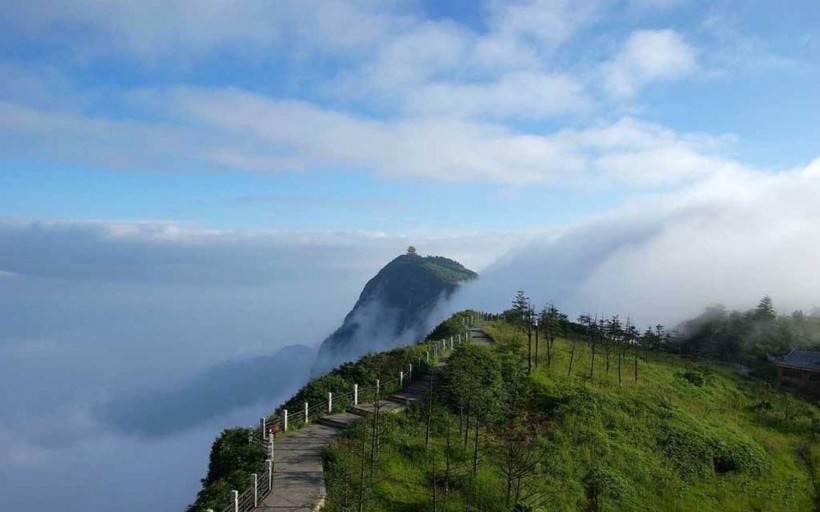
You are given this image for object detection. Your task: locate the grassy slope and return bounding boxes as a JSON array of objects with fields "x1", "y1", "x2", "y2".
[{"x1": 323, "y1": 320, "x2": 819, "y2": 512}]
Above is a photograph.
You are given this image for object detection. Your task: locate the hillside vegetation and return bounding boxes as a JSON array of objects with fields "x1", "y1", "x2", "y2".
[
  {"x1": 675, "y1": 296, "x2": 820, "y2": 367},
  {"x1": 322, "y1": 316, "x2": 820, "y2": 511},
  {"x1": 187, "y1": 341, "x2": 437, "y2": 512}
]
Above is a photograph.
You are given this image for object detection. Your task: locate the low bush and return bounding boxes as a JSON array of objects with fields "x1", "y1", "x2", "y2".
[
  {"x1": 676, "y1": 369, "x2": 706, "y2": 387},
  {"x1": 657, "y1": 411, "x2": 769, "y2": 479}
]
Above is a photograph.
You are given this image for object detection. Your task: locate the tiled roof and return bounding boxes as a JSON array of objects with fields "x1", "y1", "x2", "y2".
[{"x1": 778, "y1": 349, "x2": 820, "y2": 371}]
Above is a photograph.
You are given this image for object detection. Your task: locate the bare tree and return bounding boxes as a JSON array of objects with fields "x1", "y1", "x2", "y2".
[
  {"x1": 494, "y1": 416, "x2": 548, "y2": 509},
  {"x1": 589, "y1": 315, "x2": 599, "y2": 379},
  {"x1": 512, "y1": 291, "x2": 534, "y2": 373}
]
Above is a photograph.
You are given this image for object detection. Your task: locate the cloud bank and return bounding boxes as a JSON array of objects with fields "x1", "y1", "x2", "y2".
[
  {"x1": 0, "y1": 220, "x2": 512, "y2": 511},
  {"x1": 453, "y1": 160, "x2": 820, "y2": 327}
]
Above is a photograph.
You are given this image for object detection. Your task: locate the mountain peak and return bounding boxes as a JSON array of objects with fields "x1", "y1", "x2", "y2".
[{"x1": 313, "y1": 253, "x2": 476, "y2": 373}]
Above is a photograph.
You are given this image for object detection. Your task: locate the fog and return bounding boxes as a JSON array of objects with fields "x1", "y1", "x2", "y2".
[
  {"x1": 451, "y1": 162, "x2": 820, "y2": 328},
  {"x1": 0, "y1": 220, "x2": 507, "y2": 511}
]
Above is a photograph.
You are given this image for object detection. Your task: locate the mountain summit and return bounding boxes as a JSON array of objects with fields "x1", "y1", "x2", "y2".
[{"x1": 313, "y1": 249, "x2": 476, "y2": 373}]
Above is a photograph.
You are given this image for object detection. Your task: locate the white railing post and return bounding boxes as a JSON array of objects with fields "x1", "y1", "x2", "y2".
[
  {"x1": 269, "y1": 436, "x2": 274, "y2": 460},
  {"x1": 232, "y1": 490, "x2": 239, "y2": 512},
  {"x1": 409, "y1": 363, "x2": 412, "y2": 379},
  {"x1": 284, "y1": 409, "x2": 288, "y2": 431},
  {"x1": 400, "y1": 371, "x2": 404, "y2": 387},
  {"x1": 266, "y1": 458, "x2": 273, "y2": 490},
  {"x1": 261, "y1": 417, "x2": 266, "y2": 440},
  {"x1": 304, "y1": 401, "x2": 309, "y2": 424},
  {"x1": 426, "y1": 350, "x2": 430, "y2": 363},
  {"x1": 253, "y1": 473, "x2": 258, "y2": 506},
  {"x1": 328, "y1": 392, "x2": 333, "y2": 413},
  {"x1": 354, "y1": 383, "x2": 358, "y2": 405},
  {"x1": 376, "y1": 379, "x2": 380, "y2": 397}
]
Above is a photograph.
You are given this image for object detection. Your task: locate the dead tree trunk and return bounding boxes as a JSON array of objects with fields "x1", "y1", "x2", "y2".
[
  {"x1": 589, "y1": 338, "x2": 596, "y2": 379},
  {"x1": 369, "y1": 389, "x2": 381, "y2": 480},
  {"x1": 358, "y1": 418, "x2": 369, "y2": 512},
  {"x1": 463, "y1": 404, "x2": 470, "y2": 449},
  {"x1": 425, "y1": 373, "x2": 434, "y2": 450},
  {"x1": 527, "y1": 327, "x2": 532, "y2": 374},
  {"x1": 445, "y1": 411, "x2": 451, "y2": 500},
  {"x1": 432, "y1": 453, "x2": 438, "y2": 512},
  {"x1": 472, "y1": 417, "x2": 480, "y2": 477},
  {"x1": 567, "y1": 339, "x2": 576, "y2": 377},
  {"x1": 534, "y1": 327, "x2": 539, "y2": 369}
]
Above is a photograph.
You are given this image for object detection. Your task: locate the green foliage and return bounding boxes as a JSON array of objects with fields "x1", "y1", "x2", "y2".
[
  {"x1": 323, "y1": 313, "x2": 820, "y2": 512},
  {"x1": 425, "y1": 310, "x2": 473, "y2": 342},
  {"x1": 583, "y1": 466, "x2": 632, "y2": 507},
  {"x1": 440, "y1": 344, "x2": 503, "y2": 419},
  {"x1": 676, "y1": 369, "x2": 706, "y2": 387},
  {"x1": 279, "y1": 344, "x2": 431, "y2": 417},
  {"x1": 657, "y1": 411, "x2": 769, "y2": 479},
  {"x1": 189, "y1": 337, "x2": 437, "y2": 512},
  {"x1": 186, "y1": 428, "x2": 265, "y2": 512},
  {"x1": 675, "y1": 297, "x2": 820, "y2": 366},
  {"x1": 420, "y1": 256, "x2": 478, "y2": 284}
]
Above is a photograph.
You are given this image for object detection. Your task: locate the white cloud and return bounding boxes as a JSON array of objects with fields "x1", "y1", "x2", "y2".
[
  {"x1": 487, "y1": 0, "x2": 604, "y2": 47},
  {"x1": 6, "y1": 0, "x2": 408, "y2": 60},
  {"x1": 0, "y1": 88, "x2": 737, "y2": 186},
  {"x1": 454, "y1": 159, "x2": 820, "y2": 325},
  {"x1": 629, "y1": 0, "x2": 684, "y2": 9},
  {"x1": 603, "y1": 29, "x2": 698, "y2": 98},
  {"x1": 402, "y1": 71, "x2": 590, "y2": 120}
]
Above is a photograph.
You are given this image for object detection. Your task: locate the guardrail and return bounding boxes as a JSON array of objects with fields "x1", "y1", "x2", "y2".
[{"x1": 203, "y1": 310, "x2": 500, "y2": 512}]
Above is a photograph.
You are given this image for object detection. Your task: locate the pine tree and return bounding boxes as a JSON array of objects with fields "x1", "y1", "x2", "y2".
[{"x1": 755, "y1": 295, "x2": 776, "y2": 321}]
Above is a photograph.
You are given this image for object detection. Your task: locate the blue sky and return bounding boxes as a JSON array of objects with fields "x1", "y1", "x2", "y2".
[
  {"x1": 1, "y1": 0, "x2": 818, "y2": 235},
  {"x1": 2, "y1": 3, "x2": 820, "y2": 511}
]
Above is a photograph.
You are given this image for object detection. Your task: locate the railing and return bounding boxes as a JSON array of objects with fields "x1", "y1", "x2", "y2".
[{"x1": 203, "y1": 315, "x2": 497, "y2": 512}]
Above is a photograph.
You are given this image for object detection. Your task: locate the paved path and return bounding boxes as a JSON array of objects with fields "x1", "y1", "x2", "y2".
[
  {"x1": 255, "y1": 327, "x2": 494, "y2": 512},
  {"x1": 469, "y1": 325, "x2": 495, "y2": 346},
  {"x1": 255, "y1": 369, "x2": 434, "y2": 511}
]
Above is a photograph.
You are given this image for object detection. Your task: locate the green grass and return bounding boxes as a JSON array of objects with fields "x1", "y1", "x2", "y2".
[{"x1": 323, "y1": 320, "x2": 820, "y2": 512}]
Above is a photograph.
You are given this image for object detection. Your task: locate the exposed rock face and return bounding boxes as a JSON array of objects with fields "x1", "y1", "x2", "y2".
[{"x1": 313, "y1": 254, "x2": 476, "y2": 373}]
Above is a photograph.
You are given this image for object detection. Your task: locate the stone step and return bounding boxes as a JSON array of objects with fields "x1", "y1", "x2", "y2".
[
  {"x1": 316, "y1": 412, "x2": 360, "y2": 429},
  {"x1": 386, "y1": 394, "x2": 415, "y2": 405}
]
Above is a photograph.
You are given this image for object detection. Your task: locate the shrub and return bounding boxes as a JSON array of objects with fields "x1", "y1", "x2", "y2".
[
  {"x1": 657, "y1": 412, "x2": 769, "y2": 479},
  {"x1": 750, "y1": 399, "x2": 773, "y2": 413},
  {"x1": 583, "y1": 467, "x2": 631, "y2": 510},
  {"x1": 711, "y1": 433, "x2": 768, "y2": 474},
  {"x1": 676, "y1": 369, "x2": 706, "y2": 387}
]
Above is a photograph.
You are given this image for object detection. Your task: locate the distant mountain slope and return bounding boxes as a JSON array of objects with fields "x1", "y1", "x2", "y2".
[
  {"x1": 313, "y1": 251, "x2": 476, "y2": 373},
  {"x1": 101, "y1": 344, "x2": 314, "y2": 437}
]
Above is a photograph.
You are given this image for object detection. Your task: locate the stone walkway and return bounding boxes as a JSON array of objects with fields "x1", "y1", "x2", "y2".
[
  {"x1": 255, "y1": 367, "x2": 434, "y2": 511},
  {"x1": 469, "y1": 326, "x2": 494, "y2": 346},
  {"x1": 255, "y1": 327, "x2": 494, "y2": 512}
]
